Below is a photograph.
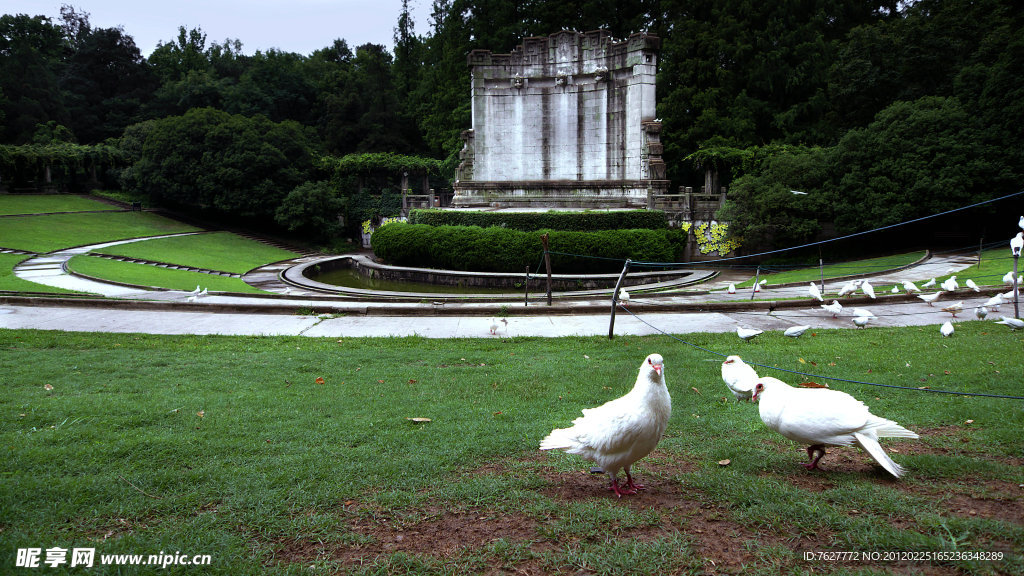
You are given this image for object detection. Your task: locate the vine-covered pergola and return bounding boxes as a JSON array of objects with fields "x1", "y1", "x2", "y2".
[
  {"x1": 0, "y1": 143, "x2": 125, "y2": 193},
  {"x1": 316, "y1": 152, "x2": 443, "y2": 194}
]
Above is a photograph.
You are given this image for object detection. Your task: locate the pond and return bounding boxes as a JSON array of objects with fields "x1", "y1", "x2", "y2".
[{"x1": 307, "y1": 266, "x2": 525, "y2": 295}]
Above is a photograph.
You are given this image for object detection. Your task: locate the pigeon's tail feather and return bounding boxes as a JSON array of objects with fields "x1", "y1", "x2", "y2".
[
  {"x1": 854, "y1": 432, "x2": 905, "y2": 478},
  {"x1": 539, "y1": 428, "x2": 578, "y2": 451},
  {"x1": 870, "y1": 419, "x2": 919, "y2": 439}
]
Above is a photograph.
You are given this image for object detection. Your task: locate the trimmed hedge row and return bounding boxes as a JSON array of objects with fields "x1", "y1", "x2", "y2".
[
  {"x1": 407, "y1": 209, "x2": 667, "y2": 231},
  {"x1": 371, "y1": 223, "x2": 683, "y2": 273}
]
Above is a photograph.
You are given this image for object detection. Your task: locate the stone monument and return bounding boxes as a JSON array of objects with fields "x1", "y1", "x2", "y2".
[{"x1": 452, "y1": 30, "x2": 668, "y2": 208}]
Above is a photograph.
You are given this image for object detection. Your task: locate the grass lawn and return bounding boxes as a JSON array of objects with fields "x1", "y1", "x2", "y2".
[
  {"x1": 0, "y1": 254, "x2": 79, "y2": 294},
  {"x1": 1, "y1": 326, "x2": 1020, "y2": 574},
  {"x1": 90, "y1": 231, "x2": 302, "y2": 275},
  {"x1": 0, "y1": 194, "x2": 119, "y2": 216},
  {"x1": 736, "y1": 251, "x2": 928, "y2": 288},
  {"x1": 0, "y1": 212, "x2": 200, "y2": 254},
  {"x1": 929, "y1": 248, "x2": 1020, "y2": 289},
  {"x1": 66, "y1": 256, "x2": 272, "y2": 294}
]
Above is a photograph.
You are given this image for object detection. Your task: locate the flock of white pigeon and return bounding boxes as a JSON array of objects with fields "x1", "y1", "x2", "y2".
[
  {"x1": 539, "y1": 222, "x2": 1024, "y2": 497},
  {"x1": 735, "y1": 226, "x2": 1024, "y2": 342},
  {"x1": 539, "y1": 351, "x2": 919, "y2": 498}
]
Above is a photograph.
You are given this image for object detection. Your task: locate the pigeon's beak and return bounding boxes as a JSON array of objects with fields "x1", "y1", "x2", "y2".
[{"x1": 653, "y1": 363, "x2": 663, "y2": 376}]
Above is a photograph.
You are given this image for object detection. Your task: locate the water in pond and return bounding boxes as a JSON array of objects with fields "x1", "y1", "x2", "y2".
[{"x1": 309, "y1": 267, "x2": 522, "y2": 294}]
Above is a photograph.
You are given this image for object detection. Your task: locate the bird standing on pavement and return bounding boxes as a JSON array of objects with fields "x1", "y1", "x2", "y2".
[
  {"x1": 540, "y1": 354, "x2": 671, "y2": 497},
  {"x1": 964, "y1": 279, "x2": 980, "y2": 292},
  {"x1": 489, "y1": 317, "x2": 508, "y2": 335},
  {"x1": 728, "y1": 283, "x2": 736, "y2": 294},
  {"x1": 975, "y1": 306, "x2": 989, "y2": 320},
  {"x1": 808, "y1": 282, "x2": 823, "y2": 302},
  {"x1": 751, "y1": 376, "x2": 918, "y2": 478},
  {"x1": 853, "y1": 315, "x2": 871, "y2": 328},
  {"x1": 861, "y1": 280, "x2": 876, "y2": 299},
  {"x1": 917, "y1": 292, "x2": 943, "y2": 306},
  {"x1": 821, "y1": 300, "x2": 843, "y2": 318},
  {"x1": 940, "y1": 276, "x2": 958, "y2": 292},
  {"x1": 940, "y1": 301, "x2": 964, "y2": 317},
  {"x1": 984, "y1": 293, "x2": 1004, "y2": 310},
  {"x1": 922, "y1": 278, "x2": 937, "y2": 289},
  {"x1": 901, "y1": 280, "x2": 920, "y2": 294}
]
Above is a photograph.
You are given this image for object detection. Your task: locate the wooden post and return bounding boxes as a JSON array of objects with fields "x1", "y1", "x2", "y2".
[
  {"x1": 541, "y1": 233, "x2": 553, "y2": 306},
  {"x1": 609, "y1": 259, "x2": 632, "y2": 339},
  {"x1": 1014, "y1": 253, "x2": 1020, "y2": 319},
  {"x1": 977, "y1": 237, "x2": 984, "y2": 270},
  {"x1": 750, "y1": 266, "x2": 761, "y2": 300},
  {"x1": 524, "y1": 266, "x2": 530, "y2": 307},
  {"x1": 819, "y1": 258, "x2": 825, "y2": 294}
]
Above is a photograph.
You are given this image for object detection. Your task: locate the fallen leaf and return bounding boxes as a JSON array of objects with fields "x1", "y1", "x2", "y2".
[
  {"x1": 944, "y1": 370, "x2": 951, "y2": 375},
  {"x1": 408, "y1": 379, "x2": 418, "y2": 384},
  {"x1": 493, "y1": 411, "x2": 503, "y2": 416},
  {"x1": 798, "y1": 382, "x2": 828, "y2": 388},
  {"x1": 406, "y1": 417, "x2": 432, "y2": 423},
  {"x1": 691, "y1": 387, "x2": 701, "y2": 395},
  {"x1": 196, "y1": 410, "x2": 205, "y2": 418},
  {"x1": 965, "y1": 419, "x2": 974, "y2": 425},
  {"x1": 377, "y1": 380, "x2": 385, "y2": 384},
  {"x1": 718, "y1": 459, "x2": 731, "y2": 466},
  {"x1": 584, "y1": 355, "x2": 590, "y2": 359},
  {"x1": 43, "y1": 384, "x2": 53, "y2": 391},
  {"x1": 918, "y1": 386, "x2": 930, "y2": 390},
  {"x1": 798, "y1": 358, "x2": 806, "y2": 364},
  {"x1": 315, "y1": 377, "x2": 325, "y2": 385}
]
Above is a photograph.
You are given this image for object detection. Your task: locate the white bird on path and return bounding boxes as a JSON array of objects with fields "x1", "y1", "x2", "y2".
[
  {"x1": 618, "y1": 288, "x2": 630, "y2": 304},
  {"x1": 1003, "y1": 270, "x2": 1018, "y2": 285},
  {"x1": 975, "y1": 306, "x2": 989, "y2": 320},
  {"x1": 1012, "y1": 232, "x2": 1024, "y2": 257},
  {"x1": 751, "y1": 376, "x2": 918, "y2": 478},
  {"x1": 851, "y1": 308, "x2": 876, "y2": 319},
  {"x1": 852, "y1": 316, "x2": 870, "y2": 328},
  {"x1": 901, "y1": 280, "x2": 920, "y2": 294},
  {"x1": 737, "y1": 327, "x2": 763, "y2": 342},
  {"x1": 727, "y1": 283, "x2": 736, "y2": 294},
  {"x1": 994, "y1": 316, "x2": 1024, "y2": 330},
  {"x1": 940, "y1": 276, "x2": 958, "y2": 292},
  {"x1": 984, "y1": 293, "x2": 1004, "y2": 310},
  {"x1": 861, "y1": 280, "x2": 876, "y2": 299},
  {"x1": 940, "y1": 321, "x2": 954, "y2": 337},
  {"x1": 721, "y1": 355, "x2": 759, "y2": 402},
  {"x1": 940, "y1": 301, "x2": 964, "y2": 317},
  {"x1": 197, "y1": 288, "x2": 208, "y2": 297},
  {"x1": 917, "y1": 291, "x2": 944, "y2": 306},
  {"x1": 821, "y1": 300, "x2": 843, "y2": 318},
  {"x1": 837, "y1": 281, "x2": 859, "y2": 297},
  {"x1": 539, "y1": 354, "x2": 671, "y2": 497},
  {"x1": 808, "y1": 282, "x2": 823, "y2": 302},
  {"x1": 922, "y1": 278, "x2": 937, "y2": 289},
  {"x1": 488, "y1": 317, "x2": 508, "y2": 335},
  {"x1": 890, "y1": 285, "x2": 900, "y2": 294},
  {"x1": 784, "y1": 325, "x2": 810, "y2": 338},
  {"x1": 190, "y1": 285, "x2": 201, "y2": 295},
  {"x1": 965, "y1": 279, "x2": 980, "y2": 292}
]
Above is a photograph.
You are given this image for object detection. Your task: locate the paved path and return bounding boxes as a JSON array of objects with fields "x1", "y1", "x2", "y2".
[{"x1": 2, "y1": 246, "x2": 1018, "y2": 337}]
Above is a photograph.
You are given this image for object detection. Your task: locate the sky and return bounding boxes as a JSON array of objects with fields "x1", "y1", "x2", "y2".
[{"x1": 9, "y1": 0, "x2": 431, "y2": 57}]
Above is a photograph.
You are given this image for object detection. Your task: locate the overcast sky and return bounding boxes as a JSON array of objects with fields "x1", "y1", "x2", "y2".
[{"x1": 8, "y1": 0, "x2": 431, "y2": 57}]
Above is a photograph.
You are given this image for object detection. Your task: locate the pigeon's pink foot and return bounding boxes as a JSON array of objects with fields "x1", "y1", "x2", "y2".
[
  {"x1": 624, "y1": 471, "x2": 646, "y2": 492},
  {"x1": 803, "y1": 445, "x2": 826, "y2": 470},
  {"x1": 607, "y1": 479, "x2": 637, "y2": 497}
]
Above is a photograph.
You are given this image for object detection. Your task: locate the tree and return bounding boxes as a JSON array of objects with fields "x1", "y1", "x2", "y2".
[
  {"x1": 0, "y1": 13, "x2": 67, "y2": 143},
  {"x1": 123, "y1": 108, "x2": 318, "y2": 223},
  {"x1": 275, "y1": 181, "x2": 346, "y2": 241}
]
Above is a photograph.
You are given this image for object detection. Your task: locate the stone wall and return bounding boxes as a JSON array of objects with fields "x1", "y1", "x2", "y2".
[{"x1": 453, "y1": 30, "x2": 668, "y2": 208}]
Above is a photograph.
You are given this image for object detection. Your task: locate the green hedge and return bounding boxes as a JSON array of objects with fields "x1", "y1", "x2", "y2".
[
  {"x1": 407, "y1": 209, "x2": 667, "y2": 231},
  {"x1": 371, "y1": 223, "x2": 681, "y2": 273}
]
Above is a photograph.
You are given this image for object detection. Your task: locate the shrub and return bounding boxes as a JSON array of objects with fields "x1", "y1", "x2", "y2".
[
  {"x1": 371, "y1": 223, "x2": 675, "y2": 273},
  {"x1": 407, "y1": 209, "x2": 667, "y2": 231}
]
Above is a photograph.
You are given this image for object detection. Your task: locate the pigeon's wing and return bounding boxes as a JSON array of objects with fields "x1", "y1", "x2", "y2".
[{"x1": 775, "y1": 389, "x2": 870, "y2": 446}]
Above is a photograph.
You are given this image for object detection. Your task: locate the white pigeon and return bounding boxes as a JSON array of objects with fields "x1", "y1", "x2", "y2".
[
  {"x1": 808, "y1": 282, "x2": 823, "y2": 302},
  {"x1": 940, "y1": 321, "x2": 954, "y2": 337},
  {"x1": 922, "y1": 278, "x2": 937, "y2": 289},
  {"x1": 852, "y1": 315, "x2": 870, "y2": 328},
  {"x1": 821, "y1": 300, "x2": 843, "y2": 318},
  {"x1": 488, "y1": 317, "x2": 508, "y2": 335},
  {"x1": 917, "y1": 291, "x2": 943, "y2": 306},
  {"x1": 984, "y1": 293, "x2": 1004, "y2": 310},
  {"x1": 940, "y1": 301, "x2": 964, "y2": 317},
  {"x1": 190, "y1": 285, "x2": 201, "y2": 295},
  {"x1": 836, "y1": 281, "x2": 858, "y2": 297},
  {"x1": 964, "y1": 279, "x2": 980, "y2": 292},
  {"x1": 737, "y1": 327, "x2": 763, "y2": 342},
  {"x1": 1019, "y1": 215, "x2": 1024, "y2": 230},
  {"x1": 975, "y1": 306, "x2": 989, "y2": 320},
  {"x1": 539, "y1": 354, "x2": 671, "y2": 497},
  {"x1": 727, "y1": 283, "x2": 736, "y2": 294},
  {"x1": 851, "y1": 308, "x2": 876, "y2": 319},
  {"x1": 618, "y1": 288, "x2": 630, "y2": 304},
  {"x1": 197, "y1": 288, "x2": 208, "y2": 297},
  {"x1": 940, "y1": 276, "x2": 958, "y2": 292},
  {"x1": 784, "y1": 325, "x2": 810, "y2": 338},
  {"x1": 1012, "y1": 232, "x2": 1024, "y2": 256},
  {"x1": 901, "y1": 280, "x2": 920, "y2": 294},
  {"x1": 994, "y1": 316, "x2": 1024, "y2": 330},
  {"x1": 1003, "y1": 270, "x2": 1018, "y2": 285},
  {"x1": 751, "y1": 376, "x2": 918, "y2": 478},
  {"x1": 861, "y1": 280, "x2": 876, "y2": 299},
  {"x1": 890, "y1": 285, "x2": 900, "y2": 294},
  {"x1": 721, "y1": 355, "x2": 759, "y2": 402}
]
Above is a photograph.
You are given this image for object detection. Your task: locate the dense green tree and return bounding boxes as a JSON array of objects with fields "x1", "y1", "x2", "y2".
[
  {"x1": 0, "y1": 13, "x2": 67, "y2": 143},
  {"x1": 123, "y1": 108, "x2": 318, "y2": 223},
  {"x1": 275, "y1": 181, "x2": 347, "y2": 241}
]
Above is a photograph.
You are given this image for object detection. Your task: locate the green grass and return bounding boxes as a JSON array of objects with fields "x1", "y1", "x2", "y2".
[
  {"x1": 66, "y1": 255, "x2": 271, "y2": 294},
  {"x1": 0, "y1": 194, "x2": 119, "y2": 216},
  {"x1": 0, "y1": 212, "x2": 200, "y2": 253},
  {"x1": 930, "y1": 248, "x2": 1020, "y2": 288},
  {"x1": 1, "y1": 326, "x2": 1020, "y2": 574},
  {"x1": 737, "y1": 251, "x2": 928, "y2": 288},
  {"x1": 91, "y1": 231, "x2": 302, "y2": 275},
  {"x1": 0, "y1": 254, "x2": 79, "y2": 294}
]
